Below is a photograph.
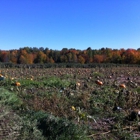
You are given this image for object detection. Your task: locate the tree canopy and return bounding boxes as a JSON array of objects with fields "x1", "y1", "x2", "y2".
[{"x1": 0, "y1": 47, "x2": 140, "y2": 64}]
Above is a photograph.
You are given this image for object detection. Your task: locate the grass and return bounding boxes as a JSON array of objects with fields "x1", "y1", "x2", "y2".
[
  {"x1": 0, "y1": 66, "x2": 140, "y2": 139},
  {"x1": 0, "y1": 87, "x2": 89, "y2": 140},
  {"x1": 0, "y1": 88, "x2": 22, "y2": 109}
]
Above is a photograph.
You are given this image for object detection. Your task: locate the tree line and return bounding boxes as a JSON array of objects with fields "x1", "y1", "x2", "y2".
[{"x1": 0, "y1": 47, "x2": 140, "y2": 64}]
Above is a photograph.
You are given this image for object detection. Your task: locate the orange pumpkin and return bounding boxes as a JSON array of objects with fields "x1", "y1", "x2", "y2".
[
  {"x1": 133, "y1": 109, "x2": 140, "y2": 115},
  {"x1": 119, "y1": 84, "x2": 126, "y2": 88},
  {"x1": 95, "y1": 80, "x2": 103, "y2": 85},
  {"x1": 0, "y1": 74, "x2": 3, "y2": 77},
  {"x1": 15, "y1": 82, "x2": 21, "y2": 86}
]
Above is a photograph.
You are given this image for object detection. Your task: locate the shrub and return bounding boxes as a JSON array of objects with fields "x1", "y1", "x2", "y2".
[
  {"x1": 32, "y1": 111, "x2": 90, "y2": 140},
  {"x1": 0, "y1": 88, "x2": 22, "y2": 109}
]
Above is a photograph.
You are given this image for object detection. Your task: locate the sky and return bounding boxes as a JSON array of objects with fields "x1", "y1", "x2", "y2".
[{"x1": 0, "y1": 0, "x2": 140, "y2": 51}]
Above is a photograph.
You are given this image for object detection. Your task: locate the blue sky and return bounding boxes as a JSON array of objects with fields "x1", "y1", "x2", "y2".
[{"x1": 0, "y1": 0, "x2": 140, "y2": 50}]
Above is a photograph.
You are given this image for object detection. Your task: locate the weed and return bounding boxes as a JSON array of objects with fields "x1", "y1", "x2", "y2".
[{"x1": 0, "y1": 88, "x2": 22, "y2": 109}]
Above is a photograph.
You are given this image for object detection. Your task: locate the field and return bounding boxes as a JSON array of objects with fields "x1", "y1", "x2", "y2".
[{"x1": 0, "y1": 66, "x2": 140, "y2": 140}]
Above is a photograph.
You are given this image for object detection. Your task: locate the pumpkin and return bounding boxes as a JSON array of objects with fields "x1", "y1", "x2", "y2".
[
  {"x1": 109, "y1": 76, "x2": 112, "y2": 79},
  {"x1": 30, "y1": 78, "x2": 33, "y2": 81},
  {"x1": 0, "y1": 74, "x2": 4, "y2": 80},
  {"x1": 95, "y1": 80, "x2": 103, "y2": 85},
  {"x1": 11, "y1": 77, "x2": 14, "y2": 80},
  {"x1": 133, "y1": 109, "x2": 140, "y2": 115},
  {"x1": 15, "y1": 82, "x2": 21, "y2": 86},
  {"x1": 129, "y1": 109, "x2": 140, "y2": 121},
  {"x1": 119, "y1": 84, "x2": 126, "y2": 88},
  {"x1": 76, "y1": 82, "x2": 80, "y2": 86},
  {"x1": 71, "y1": 106, "x2": 76, "y2": 111}
]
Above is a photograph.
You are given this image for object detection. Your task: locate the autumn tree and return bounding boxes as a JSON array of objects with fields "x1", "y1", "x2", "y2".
[
  {"x1": 93, "y1": 54, "x2": 106, "y2": 63},
  {"x1": 10, "y1": 50, "x2": 18, "y2": 63},
  {"x1": 35, "y1": 51, "x2": 46, "y2": 63},
  {"x1": 18, "y1": 49, "x2": 29, "y2": 64},
  {"x1": 108, "y1": 50, "x2": 122, "y2": 63},
  {"x1": 78, "y1": 55, "x2": 85, "y2": 64},
  {"x1": 51, "y1": 51, "x2": 60, "y2": 63},
  {"x1": 49, "y1": 57, "x2": 55, "y2": 63},
  {"x1": 0, "y1": 51, "x2": 10, "y2": 62},
  {"x1": 60, "y1": 55, "x2": 68, "y2": 63},
  {"x1": 0, "y1": 47, "x2": 140, "y2": 64},
  {"x1": 124, "y1": 49, "x2": 138, "y2": 64},
  {"x1": 87, "y1": 47, "x2": 93, "y2": 63},
  {"x1": 26, "y1": 53, "x2": 34, "y2": 64}
]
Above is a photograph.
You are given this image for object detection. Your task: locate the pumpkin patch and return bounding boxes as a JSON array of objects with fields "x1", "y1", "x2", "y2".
[{"x1": 0, "y1": 66, "x2": 139, "y2": 139}]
